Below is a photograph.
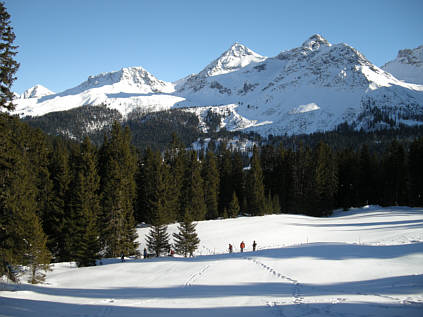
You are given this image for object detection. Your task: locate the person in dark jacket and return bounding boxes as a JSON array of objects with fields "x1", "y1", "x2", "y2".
[{"x1": 253, "y1": 240, "x2": 257, "y2": 251}]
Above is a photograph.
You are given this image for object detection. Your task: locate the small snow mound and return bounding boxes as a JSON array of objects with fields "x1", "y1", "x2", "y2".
[{"x1": 289, "y1": 103, "x2": 320, "y2": 114}]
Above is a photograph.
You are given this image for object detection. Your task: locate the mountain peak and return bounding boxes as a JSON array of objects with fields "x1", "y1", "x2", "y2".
[
  {"x1": 21, "y1": 84, "x2": 54, "y2": 99},
  {"x1": 302, "y1": 34, "x2": 331, "y2": 50},
  {"x1": 199, "y1": 43, "x2": 266, "y2": 77},
  {"x1": 381, "y1": 44, "x2": 423, "y2": 85}
]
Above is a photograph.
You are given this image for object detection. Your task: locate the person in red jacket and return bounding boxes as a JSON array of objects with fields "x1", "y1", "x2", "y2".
[{"x1": 240, "y1": 241, "x2": 245, "y2": 253}]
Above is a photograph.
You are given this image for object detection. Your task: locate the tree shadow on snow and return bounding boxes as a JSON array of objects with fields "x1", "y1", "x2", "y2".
[
  {"x1": 3, "y1": 274, "x2": 422, "y2": 300},
  {"x1": 1, "y1": 294, "x2": 422, "y2": 317}
]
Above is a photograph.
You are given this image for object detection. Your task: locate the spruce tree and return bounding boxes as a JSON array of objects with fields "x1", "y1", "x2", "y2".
[
  {"x1": 202, "y1": 151, "x2": 219, "y2": 220},
  {"x1": 99, "y1": 122, "x2": 139, "y2": 257},
  {"x1": 227, "y1": 192, "x2": 240, "y2": 218},
  {"x1": 45, "y1": 139, "x2": 71, "y2": 260},
  {"x1": 172, "y1": 213, "x2": 200, "y2": 257},
  {"x1": 0, "y1": 3, "x2": 19, "y2": 111},
  {"x1": 182, "y1": 151, "x2": 206, "y2": 221},
  {"x1": 313, "y1": 142, "x2": 338, "y2": 216},
  {"x1": 408, "y1": 137, "x2": 423, "y2": 206},
  {"x1": 382, "y1": 140, "x2": 407, "y2": 206},
  {"x1": 145, "y1": 213, "x2": 170, "y2": 257},
  {"x1": 68, "y1": 137, "x2": 101, "y2": 266},
  {"x1": 0, "y1": 115, "x2": 50, "y2": 282},
  {"x1": 246, "y1": 146, "x2": 266, "y2": 216},
  {"x1": 274, "y1": 145, "x2": 293, "y2": 213},
  {"x1": 231, "y1": 151, "x2": 245, "y2": 211},
  {"x1": 218, "y1": 142, "x2": 233, "y2": 215}
]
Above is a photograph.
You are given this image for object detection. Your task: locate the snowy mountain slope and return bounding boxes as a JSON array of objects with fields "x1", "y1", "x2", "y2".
[
  {"x1": 177, "y1": 35, "x2": 423, "y2": 135},
  {"x1": 11, "y1": 35, "x2": 423, "y2": 135},
  {"x1": 20, "y1": 84, "x2": 54, "y2": 99},
  {"x1": 1, "y1": 206, "x2": 422, "y2": 317},
  {"x1": 381, "y1": 45, "x2": 423, "y2": 85},
  {"x1": 13, "y1": 67, "x2": 183, "y2": 117}
]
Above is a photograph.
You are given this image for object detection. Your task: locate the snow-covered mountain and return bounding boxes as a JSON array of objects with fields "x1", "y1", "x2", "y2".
[
  {"x1": 20, "y1": 84, "x2": 54, "y2": 99},
  {"x1": 12, "y1": 35, "x2": 423, "y2": 135},
  {"x1": 381, "y1": 45, "x2": 423, "y2": 85}
]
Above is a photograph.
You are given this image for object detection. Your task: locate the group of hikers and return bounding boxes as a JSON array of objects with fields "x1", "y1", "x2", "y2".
[
  {"x1": 228, "y1": 240, "x2": 257, "y2": 253},
  {"x1": 120, "y1": 241, "x2": 258, "y2": 261}
]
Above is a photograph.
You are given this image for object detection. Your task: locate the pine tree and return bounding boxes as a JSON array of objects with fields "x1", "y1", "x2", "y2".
[
  {"x1": 336, "y1": 148, "x2": 359, "y2": 210},
  {"x1": 358, "y1": 144, "x2": 379, "y2": 206},
  {"x1": 218, "y1": 142, "x2": 233, "y2": 215},
  {"x1": 246, "y1": 146, "x2": 266, "y2": 216},
  {"x1": 0, "y1": 3, "x2": 19, "y2": 111},
  {"x1": 408, "y1": 137, "x2": 423, "y2": 206},
  {"x1": 292, "y1": 144, "x2": 315, "y2": 214},
  {"x1": 0, "y1": 115, "x2": 50, "y2": 282},
  {"x1": 45, "y1": 139, "x2": 71, "y2": 260},
  {"x1": 314, "y1": 142, "x2": 338, "y2": 216},
  {"x1": 68, "y1": 137, "x2": 101, "y2": 267},
  {"x1": 99, "y1": 122, "x2": 139, "y2": 257},
  {"x1": 26, "y1": 214, "x2": 51, "y2": 284},
  {"x1": 227, "y1": 192, "x2": 240, "y2": 218},
  {"x1": 172, "y1": 213, "x2": 200, "y2": 257},
  {"x1": 181, "y1": 151, "x2": 206, "y2": 221},
  {"x1": 231, "y1": 151, "x2": 245, "y2": 211},
  {"x1": 145, "y1": 215, "x2": 170, "y2": 257},
  {"x1": 274, "y1": 145, "x2": 293, "y2": 213},
  {"x1": 382, "y1": 140, "x2": 407, "y2": 206},
  {"x1": 164, "y1": 134, "x2": 185, "y2": 221},
  {"x1": 202, "y1": 151, "x2": 219, "y2": 219}
]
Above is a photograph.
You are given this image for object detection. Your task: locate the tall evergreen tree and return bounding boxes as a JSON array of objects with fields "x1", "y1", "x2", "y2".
[
  {"x1": 408, "y1": 137, "x2": 423, "y2": 206},
  {"x1": 292, "y1": 144, "x2": 315, "y2": 214},
  {"x1": 336, "y1": 148, "x2": 359, "y2": 210},
  {"x1": 218, "y1": 142, "x2": 233, "y2": 215},
  {"x1": 202, "y1": 151, "x2": 219, "y2": 220},
  {"x1": 358, "y1": 144, "x2": 379, "y2": 206},
  {"x1": 0, "y1": 3, "x2": 19, "y2": 111},
  {"x1": 382, "y1": 140, "x2": 407, "y2": 206},
  {"x1": 246, "y1": 146, "x2": 266, "y2": 216},
  {"x1": 68, "y1": 137, "x2": 101, "y2": 266},
  {"x1": 45, "y1": 139, "x2": 71, "y2": 260},
  {"x1": 0, "y1": 115, "x2": 50, "y2": 282},
  {"x1": 172, "y1": 213, "x2": 200, "y2": 257},
  {"x1": 274, "y1": 145, "x2": 293, "y2": 213},
  {"x1": 145, "y1": 213, "x2": 170, "y2": 257},
  {"x1": 99, "y1": 122, "x2": 139, "y2": 257},
  {"x1": 227, "y1": 191, "x2": 240, "y2": 218},
  {"x1": 314, "y1": 142, "x2": 338, "y2": 216},
  {"x1": 182, "y1": 151, "x2": 206, "y2": 221},
  {"x1": 231, "y1": 151, "x2": 245, "y2": 212}
]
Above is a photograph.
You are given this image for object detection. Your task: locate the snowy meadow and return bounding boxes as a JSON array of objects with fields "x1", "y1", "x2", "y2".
[{"x1": 1, "y1": 205, "x2": 423, "y2": 317}]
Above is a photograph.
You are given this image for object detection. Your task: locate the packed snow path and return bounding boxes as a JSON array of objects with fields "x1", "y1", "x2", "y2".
[{"x1": 1, "y1": 206, "x2": 423, "y2": 316}]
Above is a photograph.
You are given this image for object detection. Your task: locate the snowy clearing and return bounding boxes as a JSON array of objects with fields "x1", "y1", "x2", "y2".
[{"x1": 1, "y1": 206, "x2": 423, "y2": 316}]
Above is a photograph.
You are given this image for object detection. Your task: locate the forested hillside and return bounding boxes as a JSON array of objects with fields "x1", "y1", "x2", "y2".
[{"x1": 2, "y1": 112, "x2": 423, "y2": 283}]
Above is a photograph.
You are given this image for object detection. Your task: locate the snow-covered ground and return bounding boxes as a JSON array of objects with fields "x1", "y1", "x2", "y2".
[{"x1": 1, "y1": 206, "x2": 422, "y2": 316}]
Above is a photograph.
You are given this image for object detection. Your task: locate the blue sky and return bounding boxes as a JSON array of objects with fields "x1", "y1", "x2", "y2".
[{"x1": 5, "y1": 0, "x2": 423, "y2": 94}]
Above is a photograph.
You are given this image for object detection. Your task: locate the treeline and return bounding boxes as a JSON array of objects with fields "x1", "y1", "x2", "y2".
[{"x1": 2, "y1": 113, "x2": 423, "y2": 283}]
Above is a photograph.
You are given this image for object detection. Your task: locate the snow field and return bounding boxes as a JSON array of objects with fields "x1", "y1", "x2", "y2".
[{"x1": 1, "y1": 206, "x2": 422, "y2": 316}]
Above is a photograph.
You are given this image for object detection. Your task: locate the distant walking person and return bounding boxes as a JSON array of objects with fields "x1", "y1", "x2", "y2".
[
  {"x1": 121, "y1": 252, "x2": 125, "y2": 262},
  {"x1": 240, "y1": 241, "x2": 245, "y2": 253},
  {"x1": 229, "y1": 244, "x2": 233, "y2": 253},
  {"x1": 143, "y1": 248, "x2": 147, "y2": 259},
  {"x1": 253, "y1": 240, "x2": 257, "y2": 251}
]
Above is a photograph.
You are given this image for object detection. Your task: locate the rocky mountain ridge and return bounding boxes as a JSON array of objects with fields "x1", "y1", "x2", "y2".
[{"x1": 12, "y1": 35, "x2": 423, "y2": 136}]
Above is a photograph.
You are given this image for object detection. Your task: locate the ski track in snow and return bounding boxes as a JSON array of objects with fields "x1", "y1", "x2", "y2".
[
  {"x1": 245, "y1": 256, "x2": 423, "y2": 317},
  {"x1": 184, "y1": 265, "x2": 210, "y2": 287}
]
